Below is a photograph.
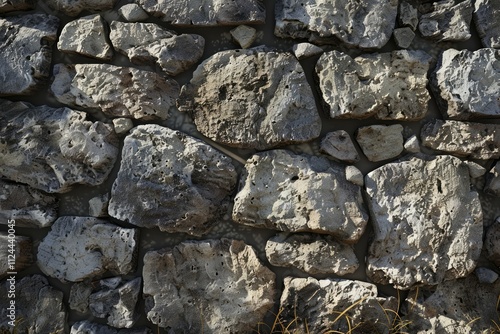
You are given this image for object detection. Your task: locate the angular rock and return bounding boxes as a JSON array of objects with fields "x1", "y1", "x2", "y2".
[
  {"x1": 320, "y1": 130, "x2": 359, "y2": 163},
  {"x1": 0, "y1": 100, "x2": 119, "y2": 193},
  {"x1": 316, "y1": 50, "x2": 432, "y2": 120},
  {"x1": 345, "y1": 165, "x2": 364, "y2": 186},
  {"x1": 486, "y1": 217, "x2": 500, "y2": 266},
  {"x1": 404, "y1": 134, "x2": 420, "y2": 153},
  {"x1": 143, "y1": 239, "x2": 275, "y2": 332},
  {"x1": 431, "y1": 48, "x2": 500, "y2": 119},
  {"x1": 108, "y1": 125, "x2": 237, "y2": 236},
  {"x1": 119, "y1": 3, "x2": 148, "y2": 22},
  {"x1": 366, "y1": 154, "x2": 483, "y2": 289},
  {"x1": 399, "y1": 2, "x2": 418, "y2": 30},
  {"x1": 0, "y1": 14, "x2": 59, "y2": 96},
  {"x1": 275, "y1": 0, "x2": 398, "y2": 49},
  {"x1": 393, "y1": 27, "x2": 415, "y2": 48},
  {"x1": 232, "y1": 150, "x2": 368, "y2": 243},
  {"x1": 178, "y1": 48, "x2": 321, "y2": 150},
  {"x1": 464, "y1": 161, "x2": 486, "y2": 178},
  {"x1": 71, "y1": 321, "x2": 152, "y2": 334},
  {"x1": 0, "y1": 0, "x2": 34, "y2": 13},
  {"x1": 292, "y1": 42, "x2": 323, "y2": 60},
  {"x1": 475, "y1": 267, "x2": 498, "y2": 284},
  {"x1": 51, "y1": 63, "x2": 179, "y2": 121},
  {"x1": 265, "y1": 233, "x2": 359, "y2": 275},
  {"x1": 45, "y1": 0, "x2": 116, "y2": 16},
  {"x1": 474, "y1": 0, "x2": 500, "y2": 48},
  {"x1": 89, "y1": 193, "x2": 109, "y2": 217},
  {"x1": 0, "y1": 232, "x2": 33, "y2": 278},
  {"x1": 230, "y1": 25, "x2": 257, "y2": 49},
  {"x1": 69, "y1": 282, "x2": 92, "y2": 313},
  {"x1": 37, "y1": 216, "x2": 139, "y2": 282},
  {"x1": 485, "y1": 161, "x2": 500, "y2": 196},
  {"x1": 112, "y1": 118, "x2": 134, "y2": 136},
  {"x1": 109, "y1": 21, "x2": 204, "y2": 76},
  {"x1": 356, "y1": 124, "x2": 404, "y2": 162}
]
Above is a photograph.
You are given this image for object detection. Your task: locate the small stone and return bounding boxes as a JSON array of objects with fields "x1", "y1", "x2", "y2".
[
  {"x1": 399, "y1": 2, "x2": 418, "y2": 30},
  {"x1": 230, "y1": 25, "x2": 257, "y2": 48},
  {"x1": 69, "y1": 282, "x2": 92, "y2": 313},
  {"x1": 292, "y1": 42, "x2": 323, "y2": 59},
  {"x1": 320, "y1": 130, "x2": 359, "y2": 163},
  {"x1": 393, "y1": 27, "x2": 415, "y2": 48},
  {"x1": 45, "y1": 0, "x2": 116, "y2": 16},
  {"x1": 356, "y1": 124, "x2": 404, "y2": 162},
  {"x1": 464, "y1": 161, "x2": 486, "y2": 178},
  {"x1": 345, "y1": 165, "x2": 364, "y2": 186},
  {"x1": 89, "y1": 193, "x2": 109, "y2": 217},
  {"x1": 0, "y1": 0, "x2": 35, "y2": 13},
  {"x1": 71, "y1": 321, "x2": 152, "y2": 334},
  {"x1": 485, "y1": 161, "x2": 500, "y2": 196},
  {"x1": 475, "y1": 267, "x2": 498, "y2": 284},
  {"x1": 486, "y1": 217, "x2": 500, "y2": 266},
  {"x1": 404, "y1": 134, "x2": 420, "y2": 153},
  {"x1": 113, "y1": 118, "x2": 134, "y2": 135},
  {"x1": 474, "y1": 0, "x2": 500, "y2": 48},
  {"x1": 0, "y1": 232, "x2": 32, "y2": 278},
  {"x1": 119, "y1": 4, "x2": 148, "y2": 22}
]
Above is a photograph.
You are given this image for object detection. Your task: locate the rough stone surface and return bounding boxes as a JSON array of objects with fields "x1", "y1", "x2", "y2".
[
  {"x1": 464, "y1": 161, "x2": 486, "y2": 178},
  {"x1": 69, "y1": 282, "x2": 92, "y2": 313},
  {"x1": 475, "y1": 267, "x2": 498, "y2": 284},
  {"x1": 292, "y1": 42, "x2": 323, "y2": 59},
  {"x1": 345, "y1": 165, "x2": 364, "y2": 186},
  {"x1": 316, "y1": 50, "x2": 432, "y2": 120},
  {"x1": 109, "y1": 21, "x2": 205, "y2": 76},
  {"x1": 485, "y1": 161, "x2": 500, "y2": 196},
  {"x1": 232, "y1": 150, "x2": 368, "y2": 243},
  {"x1": 137, "y1": 0, "x2": 265, "y2": 26},
  {"x1": 431, "y1": 48, "x2": 500, "y2": 119},
  {"x1": 71, "y1": 321, "x2": 152, "y2": 334},
  {"x1": 143, "y1": 239, "x2": 276, "y2": 333},
  {"x1": 45, "y1": 0, "x2": 116, "y2": 16},
  {"x1": 366, "y1": 154, "x2": 483, "y2": 289},
  {"x1": 0, "y1": 100, "x2": 119, "y2": 193},
  {"x1": 486, "y1": 218, "x2": 500, "y2": 267},
  {"x1": 57, "y1": 14, "x2": 113, "y2": 60},
  {"x1": 51, "y1": 63, "x2": 179, "y2": 121},
  {"x1": 0, "y1": 0, "x2": 34, "y2": 13},
  {"x1": 113, "y1": 118, "x2": 134, "y2": 136},
  {"x1": 356, "y1": 124, "x2": 404, "y2": 162},
  {"x1": 230, "y1": 25, "x2": 257, "y2": 48},
  {"x1": 119, "y1": 3, "x2": 148, "y2": 22},
  {"x1": 399, "y1": 2, "x2": 418, "y2": 30},
  {"x1": 0, "y1": 232, "x2": 33, "y2": 278},
  {"x1": 393, "y1": 27, "x2": 415, "y2": 48},
  {"x1": 265, "y1": 233, "x2": 358, "y2": 275},
  {"x1": 421, "y1": 120, "x2": 500, "y2": 160},
  {"x1": 178, "y1": 48, "x2": 321, "y2": 150},
  {"x1": 37, "y1": 216, "x2": 139, "y2": 282},
  {"x1": 108, "y1": 125, "x2": 237, "y2": 236},
  {"x1": 0, "y1": 14, "x2": 59, "y2": 96},
  {"x1": 419, "y1": 0, "x2": 473, "y2": 42},
  {"x1": 89, "y1": 193, "x2": 109, "y2": 217},
  {"x1": 275, "y1": 0, "x2": 398, "y2": 49},
  {"x1": 404, "y1": 134, "x2": 420, "y2": 153},
  {"x1": 474, "y1": 0, "x2": 500, "y2": 48},
  {"x1": 320, "y1": 130, "x2": 359, "y2": 163}
]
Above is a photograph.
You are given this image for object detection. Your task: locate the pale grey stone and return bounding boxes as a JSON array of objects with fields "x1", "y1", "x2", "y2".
[
  {"x1": 89, "y1": 193, "x2": 109, "y2": 217},
  {"x1": 0, "y1": 232, "x2": 32, "y2": 278},
  {"x1": 475, "y1": 267, "x2": 498, "y2": 284},
  {"x1": 345, "y1": 165, "x2": 364, "y2": 186},
  {"x1": 366, "y1": 154, "x2": 483, "y2": 289},
  {"x1": 485, "y1": 161, "x2": 500, "y2": 196},
  {"x1": 320, "y1": 130, "x2": 359, "y2": 163},
  {"x1": 464, "y1": 161, "x2": 486, "y2": 178},
  {"x1": 230, "y1": 25, "x2": 257, "y2": 48},
  {"x1": 393, "y1": 27, "x2": 415, "y2": 48},
  {"x1": 474, "y1": 0, "x2": 500, "y2": 48},
  {"x1": 0, "y1": 0, "x2": 34, "y2": 12},
  {"x1": 71, "y1": 321, "x2": 152, "y2": 334},
  {"x1": 45, "y1": 0, "x2": 116, "y2": 16},
  {"x1": 404, "y1": 134, "x2": 421, "y2": 153},
  {"x1": 119, "y1": 3, "x2": 148, "y2": 22},
  {"x1": 356, "y1": 124, "x2": 404, "y2": 162},
  {"x1": 69, "y1": 282, "x2": 92, "y2": 313},
  {"x1": 112, "y1": 118, "x2": 134, "y2": 135},
  {"x1": 486, "y1": 217, "x2": 500, "y2": 266},
  {"x1": 399, "y1": 2, "x2": 418, "y2": 30},
  {"x1": 143, "y1": 239, "x2": 275, "y2": 332},
  {"x1": 292, "y1": 42, "x2": 323, "y2": 59}
]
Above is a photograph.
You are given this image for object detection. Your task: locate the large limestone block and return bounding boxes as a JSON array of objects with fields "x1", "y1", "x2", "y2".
[
  {"x1": 0, "y1": 0, "x2": 35, "y2": 13},
  {"x1": 474, "y1": 0, "x2": 500, "y2": 48},
  {"x1": 51, "y1": 63, "x2": 179, "y2": 121},
  {"x1": 108, "y1": 125, "x2": 237, "y2": 236},
  {"x1": 143, "y1": 239, "x2": 275, "y2": 333},
  {"x1": 0, "y1": 14, "x2": 59, "y2": 96},
  {"x1": 232, "y1": 150, "x2": 368, "y2": 243},
  {"x1": 275, "y1": 0, "x2": 398, "y2": 48},
  {"x1": 356, "y1": 124, "x2": 404, "y2": 162},
  {"x1": 366, "y1": 154, "x2": 483, "y2": 289},
  {"x1": 178, "y1": 48, "x2": 321, "y2": 150},
  {"x1": 0, "y1": 100, "x2": 119, "y2": 193},
  {"x1": 45, "y1": 0, "x2": 116, "y2": 16},
  {"x1": 316, "y1": 50, "x2": 432, "y2": 120},
  {"x1": 0, "y1": 232, "x2": 33, "y2": 278},
  {"x1": 37, "y1": 217, "x2": 139, "y2": 282}
]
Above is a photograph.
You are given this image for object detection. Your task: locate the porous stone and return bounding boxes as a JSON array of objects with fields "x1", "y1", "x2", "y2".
[
  {"x1": 464, "y1": 161, "x2": 487, "y2": 178},
  {"x1": 119, "y1": 3, "x2": 148, "y2": 22},
  {"x1": 51, "y1": 63, "x2": 179, "y2": 121},
  {"x1": 366, "y1": 154, "x2": 483, "y2": 289},
  {"x1": 143, "y1": 239, "x2": 276, "y2": 332},
  {"x1": 45, "y1": 0, "x2": 116, "y2": 16},
  {"x1": 37, "y1": 216, "x2": 139, "y2": 282},
  {"x1": 57, "y1": 14, "x2": 113, "y2": 60},
  {"x1": 485, "y1": 161, "x2": 500, "y2": 196},
  {"x1": 292, "y1": 42, "x2": 323, "y2": 59},
  {"x1": 230, "y1": 25, "x2": 257, "y2": 48},
  {"x1": 108, "y1": 125, "x2": 237, "y2": 236},
  {"x1": 316, "y1": 50, "x2": 432, "y2": 120},
  {"x1": 399, "y1": 2, "x2": 418, "y2": 30},
  {"x1": 431, "y1": 48, "x2": 500, "y2": 119},
  {"x1": 474, "y1": 0, "x2": 500, "y2": 48},
  {"x1": 356, "y1": 124, "x2": 404, "y2": 162},
  {"x1": 265, "y1": 233, "x2": 359, "y2": 275},
  {"x1": 89, "y1": 193, "x2": 109, "y2": 217},
  {"x1": 345, "y1": 165, "x2": 364, "y2": 186},
  {"x1": 486, "y1": 218, "x2": 500, "y2": 266},
  {"x1": 178, "y1": 48, "x2": 321, "y2": 150},
  {"x1": 320, "y1": 130, "x2": 359, "y2": 163},
  {"x1": 0, "y1": 100, "x2": 119, "y2": 193},
  {"x1": 69, "y1": 282, "x2": 92, "y2": 313},
  {"x1": 0, "y1": 232, "x2": 33, "y2": 278},
  {"x1": 232, "y1": 150, "x2": 368, "y2": 243},
  {"x1": 421, "y1": 120, "x2": 500, "y2": 160},
  {"x1": 0, "y1": 0, "x2": 34, "y2": 13},
  {"x1": 275, "y1": 0, "x2": 398, "y2": 49},
  {"x1": 109, "y1": 21, "x2": 205, "y2": 76},
  {"x1": 393, "y1": 27, "x2": 415, "y2": 48},
  {"x1": 475, "y1": 267, "x2": 498, "y2": 284},
  {"x1": 71, "y1": 321, "x2": 152, "y2": 334},
  {"x1": 112, "y1": 118, "x2": 134, "y2": 135},
  {"x1": 0, "y1": 14, "x2": 59, "y2": 96},
  {"x1": 404, "y1": 134, "x2": 420, "y2": 153}
]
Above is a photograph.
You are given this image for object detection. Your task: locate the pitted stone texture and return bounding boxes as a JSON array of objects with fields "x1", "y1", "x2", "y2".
[
  {"x1": 486, "y1": 218, "x2": 500, "y2": 267},
  {"x1": 485, "y1": 161, "x2": 500, "y2": 196},
  {"x1": 421, "y1": 120, "x2": 500, "y2": 160},
  {"x1": 431, "y1": 48, "x2": 500, "y2": 119},
  {"x1": 316, "y1": 50, "x2": 432, "y2": 120},
  {"x1": 356, "y1": 124, "x2": 404, "y2": 162},
  {"x1": 0, "y1": 0, "x2": 34, "y2": 12},
  {"x1": 58, "y1": 15, "x2": 113, "y2": 60},
  {"x1": 265, "y1": 233, "x2": 358, "y2": 275},
  {"x1": 143, "y1": 239, "x2": 275, "y2": 333},
  {"x1": 37, "y1": 216, "x2": 139, "y2": 282},
  {"x1": 0, "y1": 14, "x2": 59, "y2": 96},
  {"x1": 280, "y1": 277, "x2": 397, "y2": 334},
  {"x1": 275, "y1": 0, "x2": 398, "y2": 48},
  {"x1": 109, "y1": 125, "x2": 237, "y2": 236},
  {"x1": 45, "y1": 0, "x2": 116, "y2": 16},
  {"x1": 136, "y1": 0, "x2": 265, "y2": 26},
  {"x1": 232, "y1": 150, "x2": 368, "y2": 243},
  {"x1": 474, "y1": 0, "x2": 500, "y2": 48},
  {"x1": 110, "y1": 21, "x2": 204, "y2": 76},
  {"x1": 320, "y1": 130, "x2": 359, "y2": 163},
  {"x1": 292, "y1": 42, "x2": 323, "y2": 59},
  {"x1": 366, "y1": 154, "x2": 483, "y2": 289},
  {"x1": 0, "y1": 100, "x2": 119, "y2": 193},
  {"x1": 51, "y1": 63, "x2": 179, "y2": 121},
  {"x1": 399, "y1": 2, "x2": 418, "y2": 30},
  {"x1": 71, "y1": 321, "x2": 152, "y2": 334},
  {"x1": 178, "y1": 48, "x2": 321, "y2": 150},
  {"x1": 0, "y1": 232, "x2": 33, "y2": 278},
  {"x1": 119, "y1": 4, "x2": 148, "y2": 22}
]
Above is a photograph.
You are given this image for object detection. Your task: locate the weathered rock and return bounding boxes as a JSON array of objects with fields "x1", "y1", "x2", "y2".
[
  {"x1": 57, "y1": 14, "x2": 113, "y2": 60},
  {"x1": 0, "y1": 232, "x2": 33, "y2": 278},
  {"x1": 0, "y1": 100, "x2": 119, "y2": 193},
  {"x1": 464, "y1": 161, "x2": 486, "y2": 178},
  {"x1": 320, "y1": 130, "x2": 359, "y2": 163},
  {"x1": 178, "y1": 48, "x2": 321, "y2": 150},
  {"x1": 108, "y1": 125, "x2": 237, "y2": 236},
  {"x1": 37, "y1": 216, "x2": 139, "y2": 282},
  {"x1": 345, "y1": 165, "x2": 364, "y2": 186},
  {"x1": 143, "y1": 239, "x2": 275, "y2": 332},
  {"x1": 0, "y1": 0, "x2": 34, "y2": 13},
  {"x1": 232, "y1": 150, "x2": 368, "y2": 242},
  {"x1": 279, "y1": 277, "x2": 397, "y2": 333},
  {"x1": 292, "y1": 42, "x2": 323, "y2": 59},
  {"x1": 421, "y1": 120, "x2": 500, "y2": 160},
  {"x1": 0, "y1": 275, "x2": 66, "y2": 333},
  {"x1": 45, "y1": 0, "x2": 116, "y2": 16},
  {"x1": 399, "y1": 2, "x2": 418, "y2": 30},
  {"x1": 275, "y1": 0, "x2": 398, "y2": 49},
  {"x1": 486, "y1": 217, "x2": 500, "y2": 266},
  {"x1": 119, "y1": 3, "x2": 148, "y2": 22},
  {"x1": 230, "y1": 25, "x2": 257, "y2": 48},
  {"x1": 356, "y1": 124, "x2": 404, "y2": 162},
  {"x1": 137, "y1": 0, "x2": 265, "y2": 26},
  {"x1": 419, "y1": 0, "x2": 473, "y2": 42},
  {"x1": 0, "y1": 14, "x2": 59, "y2": 96},
  {"x1": 393, "y1": 27, "x2": 415, "y2": 48},
  {"x1": 485, "y1": 161, "x2": 500, "y2": 196},
  {"x1": 366, "y1": 154, "x2": 483, "y2": 289},
  {"x1": 71, "y1": 321, "x2": 152, "y2": 334},
  {"x1": 109, "y1": 21, "x2": 205, "y2": 76},
  {"x1": 51, "y1": 63, "x2": 179, "y2": 121},
  {"x1": 475, "y1": 267, "x2": 498, "y2": 284},
  {"x1": 431, "y1": 48, "x2": 500, "y2": 119},
  {"x1": 89, "y1": 193, "x2": 109, "y2": 217},
  {"x1": 474, "y1": 0, "x2": 500, "y2": 48},
  {"x1": 69, "y1": 282, "x2": 92, "y2": 313},
  {"x1": 404, "y1": 134, "x2": 420, "y2": 153},
  {"x1": 316, "y1": 50, "x2": 432, "y2": 120},
  {"x1": 112, "y1": 118, "x2": 134, "y2": 136},
  {"x1": 265, "y1": 233, "x2": 359, "y2": 275}
]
